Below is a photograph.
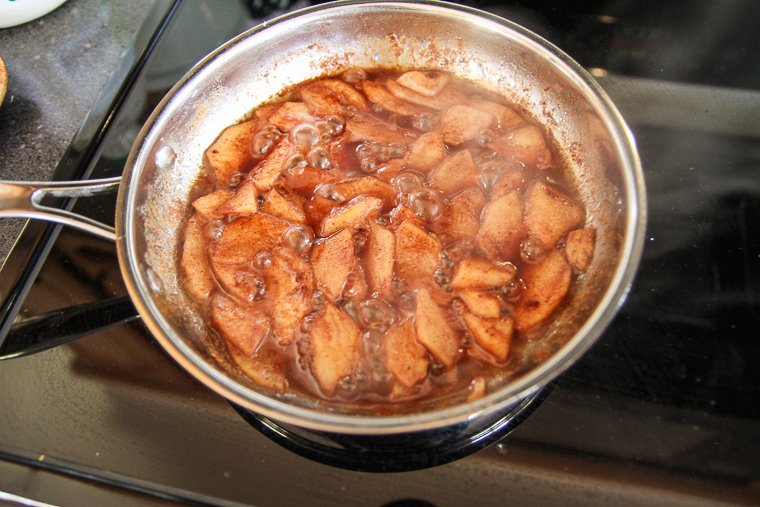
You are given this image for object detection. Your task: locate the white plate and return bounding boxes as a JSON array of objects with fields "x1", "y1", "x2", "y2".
[{"x1": 0, "y1": 0, "x2": 68, "y2": 29}]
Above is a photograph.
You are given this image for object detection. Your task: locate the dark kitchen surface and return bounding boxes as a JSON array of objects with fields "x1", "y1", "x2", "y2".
[{"x1": 0, "y1": 0, "x2": 759, "y2": 505}]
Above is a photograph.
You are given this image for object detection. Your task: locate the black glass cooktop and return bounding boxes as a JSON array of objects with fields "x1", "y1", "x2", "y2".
[{"x1": 0, "y1": 0, "x2": 758, "y2": 505}]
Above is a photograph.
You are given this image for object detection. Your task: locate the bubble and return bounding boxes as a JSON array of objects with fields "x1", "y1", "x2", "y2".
[
  {"x1": 154, "y1": 145, "x2": 176, "y2": 170},
  {"x1": 410, "y1": 112, "x2": 434, "y2": 132},
  {"x1": 250, "y1": 277, "x2": 266, "y2": 301},
  {"x1": 500, "y1": 278, "x2": 525, "y2": 302},
  {"x1": 291, "y1": 123, "x2": 320, "y2": 151},
  {"x1": 439, "y1": 252, "x2": 455, "y2": 270},
  {"x1": 391, "y1": 171, "x2": 425, "y2": 196},
  {"x1": 387, "y1": 143, "x2": 406, "y2": 159},
  {"x1": 342, "y1": 67, "x2": 367, "y2": 83},
  {"x1": 408, "y1": 188, "x2": 444, "y2": 221},
  {"x1": 341, "y1": 298, "x2": 361, "y2": 322},
  {"x1": 342, "y1": 273, "x2": 364, "y2": 299},
  {"x1": 314, "y1": 183, "x2": 345, "y2": 202},
  {"x1": 353, "y1": 230, "x2": 368, "y2": 252},
  {"x1": 371, "y1": 103, "x2": 384, "y2": 114},
  {"x1": 254, "y1": 251, "x2": 272, "y2": 269},
  {"x1": 327, "y1": 116, "x2": 344, "y2": 134},
  {"x1": 251, "y1": 127, "x2": 280, "y2": 157},
  {"x1": 450, "y1": 298, "x2": 466, "y2": 315},
  {"x1": 520, "y1": 236, "x2": 545, "y2": 263},
  {"x1": 363, "y1": 330, "x2": 383, "y2": 355},
  {"x1": 397, "y1": 291, "x2": 416, "y2": 313},
  {"x1": 477, "y1": 157, "x2": 506, "y2": 192},
  {"x1": 209, "y1": 221, "x2": 224, "y2": 240},
  {"x1": 358, "y1": 299, "x2": 397, "y2": 332},
  {"x1": 146, "y1": 268, "x2": 163, "y2": 293},
  {"x1": 284, "y1": 154, "x2": 307, "y2": 175},
  {"x1": 307, "y1": 146, "x2": 332, "y2": 169},
  {"x1": 433, "y1": 268, "x2": 451, "y2": 287},
  {"x1": 312, "y1": 290, "x2": 325, "y2": 309},
  {"x1": 283, "y1": 225, "x2": 314, "y2": 253},
  {"x1": 476, "y1": 129, "x2": 496, "y2": 146}
]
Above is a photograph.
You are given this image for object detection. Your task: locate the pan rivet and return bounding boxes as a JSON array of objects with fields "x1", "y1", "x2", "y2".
[{"x1": 155, "y1": 145, "x2": 176, "y2": 170}]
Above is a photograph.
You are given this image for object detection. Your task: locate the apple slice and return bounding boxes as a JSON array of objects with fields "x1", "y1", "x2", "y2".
[
  {"x1": 318, "y1": 195, "x2": 383, "y2": 237},
  {"x1": 462, "y1": 312, "x2": 513, "y2": 363},
  {"x1": 403, "y1": 131, "x2": 446, "y2": 173},
  {"x1": 396, "y1": 70, "x2": 450, "y2": 97},
  {"x1": 514, "y1": 249, "x2": 572, "y2": 332},
  {"x1": 268, "y1": 102, "x2": 318, "y2": 132},
  {"x1": 395, "y1": 220, "x2": 442, "y2": 288},
  {"x1": 457, "y1": 290, "x2": 502, "y2": 319},
  {"x1": 385, "y1": 79, "x2": 465, "y2": 110},
  {"x1": 205, "y1": 118, "x2": 258, "y2": 188},
  {"x1": 489, "y1": 124, "x2": 553, "y2": 170},
  {"x1": 333, "y1": 176, "x2": 397, "y2": 211},
  {"x1": 439, "y1": 105, "x2": 494, "y2": 145},
  {"x1": 364, "y1": 222, "x2": 395, "y2": 298},
  {"x1": 476, "y1": 191, "x2": 526, "y2": 262},
  {"x1": 229, "y1": 344, "x2": 287, "y2": 394},
  {"x1": 414, "y1": 288, "x2": 460, "y2": 368},
  {"x1": 261, "y1": 187, "x2": 306, "y2": 224},
  {"x1": 311, "y1": 228, "x2": 356, "y2": 302},
  {"x1": 345, "y1": 113, "x2": 414, "y2": 145},
  {"x1": 383, "y1": 319, "x2": 429, "y2": 388},
  {"x1": 216, "y1": 178, "x2": 259, "y2": 217},
  {"x1": 565, "y1": 227, "x2": 596, "y2": 272},
  {"x1": 362, "y1": 80, "x2": 427, "y2": 116},
  {"x1": 450, "y1": 256, "x2": 516, "y2": 290},
  {"x1": 264, "y1": 251, "x2": 314, "y2": 345},
  {"x1": 192, "y1": 189, "x2": 234, "y2": 220},
  {"x1": 309, "y1": 303, "x2": 362, "y2": 396},
  {"x1": 251, "y1": 137, "x2": 294, "y2": 192},
  {"x1": 432, "y1": 197, "x2": 479, "y2": 245},
  {"x1": 212, "y1": 212, "x2": 289, "y2": 265},
  {"x1": 210, "y1": 293, "x2": 269, "y2": 356},
  {"x1": 429, "y1": 150, "x2": 478, "y2": 196},
  {"x1": 468, "y1": 99, "x2": 523, "y2": 129},
  {"x1": 524, "y1": 181, "x2": 585, "y2": 251},
  {"x1": 180, "y1": 216, "x2": 215, "y2": 301}
]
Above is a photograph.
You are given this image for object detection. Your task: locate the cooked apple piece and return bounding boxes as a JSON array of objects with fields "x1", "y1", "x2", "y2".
[
  {"x1": 212, "y1": 212, "x2": 289, "y2": 265},
  {"x1": 376, "y1": 158, "x2": 404, "y2": 182},
  {"x1": 192, "y1": 189, "x2": 234, "y2": 221},
  {"x1": 514, "y1": 249, "x2": 572, "y2": 332},
  {"x1": 300, "y1": 82, "x2": 347, "y2": 118},
  {"x1": 268, "y1": 102, "x2": 318, "y2": 132},
  {"x1": 462, "y1": 312, "x2": 513, "y2": 363},
  {"x1": 450, "y1": 256, "x2": 516, "y2": 290},
  {"x1": 318, "y1": 195, "x2": 384, "y2": 237},
  {"x1": 251, "y1": 137, "x2": 294, "y2": 192},
  {"x1": 439, "y1": 105, "x2": 494, "y2": 145},
  {"x1": 210, "y1": 293, "x2": 269, "y2": 356},
  {"x1": 265, "y1": 251, "x2": 314, "y2": 345},
  {"x1": 281, "y1": 165, "x2": 342, "y2": 197},
  {"x1": 565, "y1": 227, "x2": 596, "y2": 272},
  {"x1": 311, "y1": 228, "x2": 356, "y2": 301},
  {"x1": 489, "y1": 124, "x2": 553, "y2": 170},
  {"x1": 362, "y1": 80, "x2": 427, "y2": 116},
  {"x1": 345, "y1": 113, "x2": 414, "y2": 146},
  {"x1": 490, "y1": 165, "x2": 527, "y2": 200},
  {"x1": 385, "y1": 79, "x2": 465, "y2": 110},
  {"x1": 524, "y1": 181, "x2": 585, "y2": 250},
  {"x1": 476, "y1": 191, "x2": 527, "y2": 262},
  {"x1": 305, "y1": 194, "x2": 338, "y2": 228},
  {"x1": 253, "y1": 103, "x2": 281, "y2": 123},
  {"x1": 468, "y1": 98, "x2": 523, "y2": 129},
  {"x1": 229, "y1": 344, "x2": 287, "y2": 394},
  {"x1": 414, "y1": 287, "x2": 460, "y2": 368},
  {"x1": 397, "y1": 70, "x2": 450, "y2": 97},
  {"x1": 458, "y1": 290, "x2": 502, "y2": 319},
  {"x1": 365, "y1": 222, "x2": 395, "y2": 298},
  {"x1": 429, "y1": 150, "x2": 478, "y2": 196},
  {"x1": 316, "y1": 78, "x2": 369, "y2": 111},
  {"x1": 180, "y1": 216, "x2": 215, "y2": 301},
  {"x1": 403, "y1": 131, "x2": 446, "y2": 173},
  {"x1": 467, "y1": 375, "x2": 487, "y2": 401},
  {"x1": 395, "y1": 220, "x2": 442, "y2": 288},
  {"x1": 210, "y1": 260, "x2": 264, "y2": 303},
  {"x1": 432, "y1": 197, "x2": 479, "y2": 245},
  {"x1": 388, "y1": 204, "x2": 424, "y2": 230},
  {"x1": 454, "y1": 187, "x2": 486, "y2": 216},
  {"x1": 383, "y1": 319, "x2": 429, "y2": 387},
  {"x1": 216, "y1": 178, "x2": 258, "y2": 217},
  {"x1": 309, "y1": 303, "x2": 362, "y2": 396},
  {"x1": 205, "y1": 118, "x2": 258, "y2": 188},
  {"x1": 333, "y1": 176, "x2": 396, "y2": 211},
  {"x1": 262, "y1": 187, "x2": 306, "y2": 224}
]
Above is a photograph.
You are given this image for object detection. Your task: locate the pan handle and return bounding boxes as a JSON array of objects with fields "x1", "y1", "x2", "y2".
[{"x1": 0, "y1": 177, "x2": 122, "y2": 241}]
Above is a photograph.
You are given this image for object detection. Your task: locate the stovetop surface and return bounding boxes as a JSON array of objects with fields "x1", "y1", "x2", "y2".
[{"x1": 0, "y1": 0, "x2": 759, "y2": 505}]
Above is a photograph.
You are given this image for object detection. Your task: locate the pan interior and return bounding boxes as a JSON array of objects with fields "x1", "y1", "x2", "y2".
[{"x1": 117, "y1": 1, "x2": 644, "y2": 434}]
